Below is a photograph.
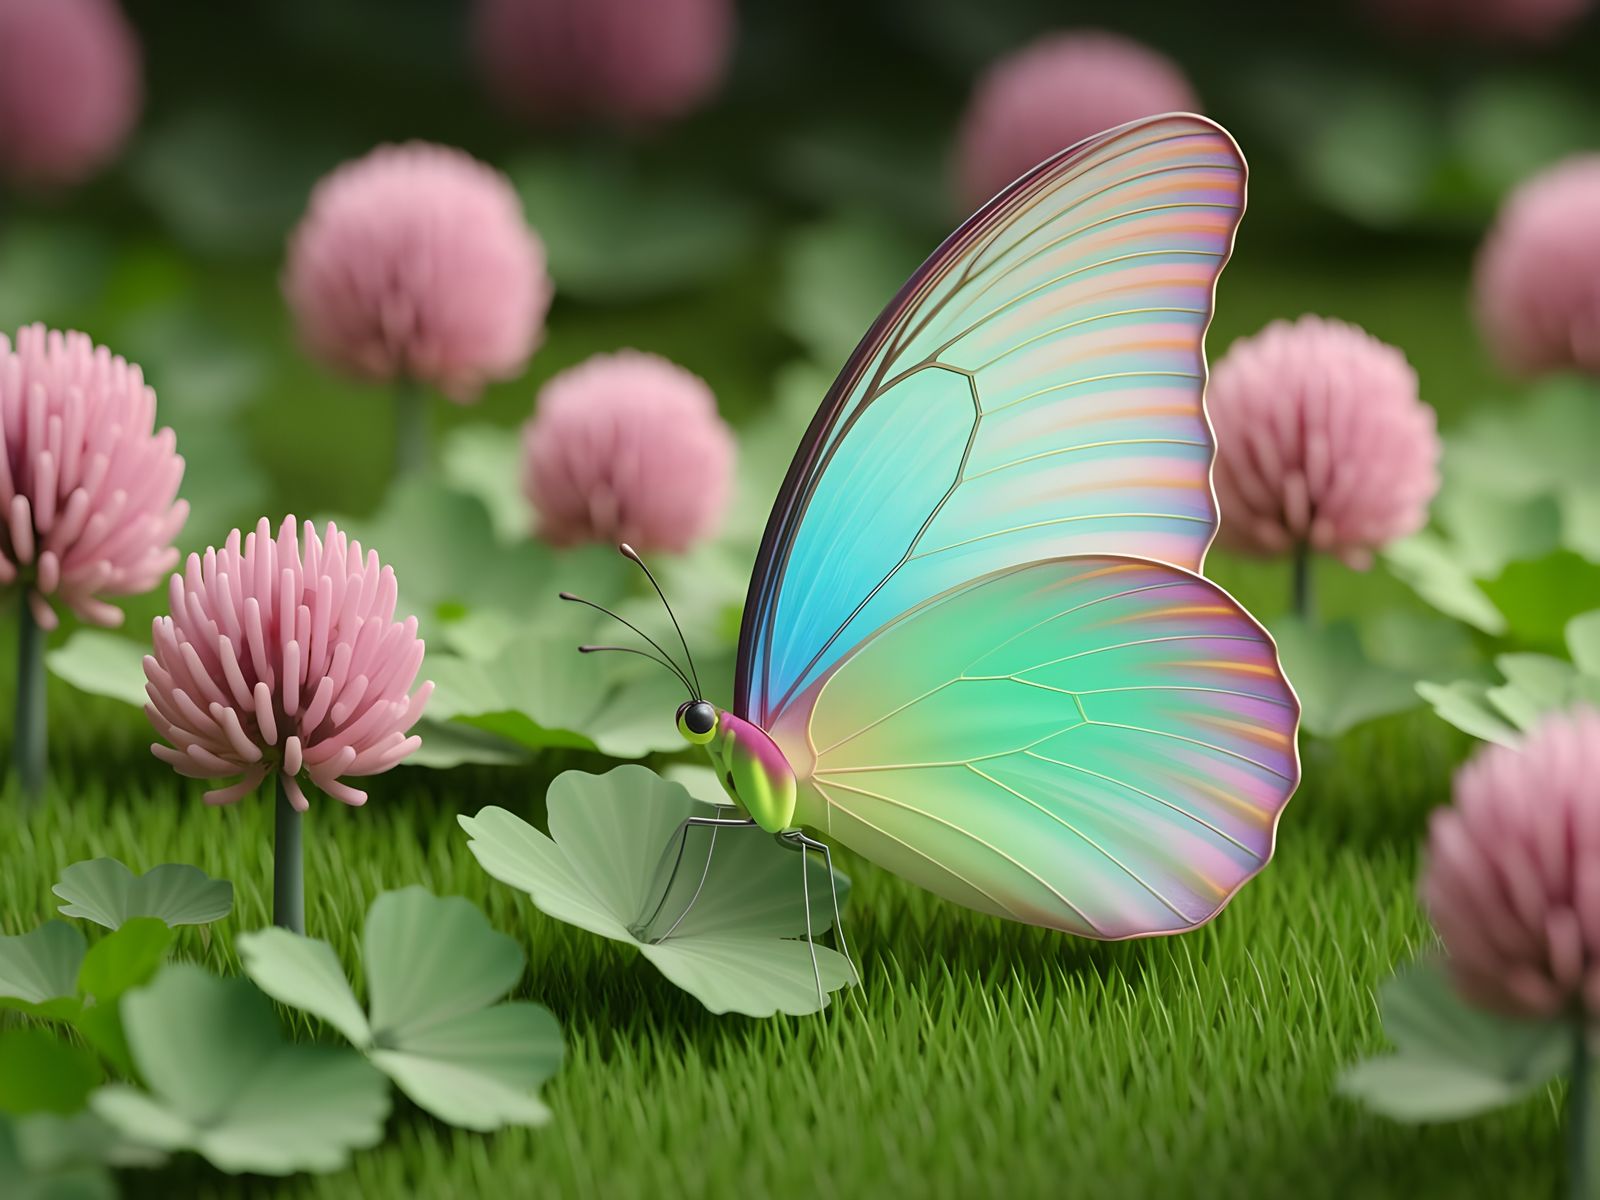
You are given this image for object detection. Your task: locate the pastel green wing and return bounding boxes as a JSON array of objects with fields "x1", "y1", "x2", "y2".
[{"x1": 771, "y1": 557, "x2": 1300, "y2": 938}]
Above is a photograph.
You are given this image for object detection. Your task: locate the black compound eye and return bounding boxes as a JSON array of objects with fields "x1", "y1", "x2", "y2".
[{"x1": 683, "y1": 701, "x2": 717, "y2": 736}]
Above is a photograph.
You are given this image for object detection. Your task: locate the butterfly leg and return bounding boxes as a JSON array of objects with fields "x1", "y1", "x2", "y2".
[
  {"x1": 785, "y1": 830, "x2": 825, "y2": 1008},
  {"x1": 789, "y1": 831, "x2": 861, "y2": 991},
  {"x1": 779, "y1": 829, "x2": 862, "y2": 1009},
  {"x1": 639, "y1": 809, "x2": 759, "y2": 942}
]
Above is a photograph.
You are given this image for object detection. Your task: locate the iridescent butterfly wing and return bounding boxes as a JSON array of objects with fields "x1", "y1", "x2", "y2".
[{"x1": 738, "y1": 114, "x2": 1300, "y2": 938}]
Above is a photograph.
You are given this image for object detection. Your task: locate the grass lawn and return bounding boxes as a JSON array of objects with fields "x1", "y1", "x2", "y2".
[{"x1": 0, "y1": 695, "x2": 1558, "y2": 1198}]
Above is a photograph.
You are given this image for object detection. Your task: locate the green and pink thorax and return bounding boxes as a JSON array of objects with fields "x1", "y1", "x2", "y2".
[{"x1": 700, "y1": 710, "x2": 817, "y2": 834}]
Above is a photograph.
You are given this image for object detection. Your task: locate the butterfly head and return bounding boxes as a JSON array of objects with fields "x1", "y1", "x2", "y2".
[{"x1": 676, "y1": 699, "x2": 718, "y2": 746}]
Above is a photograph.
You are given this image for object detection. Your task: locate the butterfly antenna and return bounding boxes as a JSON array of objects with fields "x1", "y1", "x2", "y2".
[
  {"x1": 560, "y1": 592, "x2": 696, "y2": 697},
  {"x1": 577, "y1": 645, "x2": 696, "y2": 698},
  {"x1": 618, "y1": 543, "x2": 704, "y2": 699}
]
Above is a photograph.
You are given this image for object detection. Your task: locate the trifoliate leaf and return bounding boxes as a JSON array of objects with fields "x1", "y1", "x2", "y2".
[
  {"x1": 75, "y1": 920, "x2": 175, "y2": 1006},
  {"x1": 92, "y1": 965, "x2": 389, "y2": 1175},
  {"x1": 1358, "y1": 610, "x2": 1480, "y2": 682},
  {"x1": 236, "y1": 934, "x2": 371, "y2": 1047},
  {"x1": 1269, "y1": 617, "x2": 1421, "y2": 738},
  {"x1": 53, "y1": 859, "x2": 233, "y2": 930},
  {"x1": 111, "y1": 302, "x2": 273, "y2": 552},
  {"x1": 725, "y1": 361, "x2": 832, "y2": 553},
  {"x1": 1480, "y1": 552, "x2": 1600, "y2": 654},
  {"x1": 128, "y1": 107, "x2": 340, "y2": 257},
  {"x1": 238, "y1": 888, "x2": 562, "y2": 1132},
  {"x1": 0, "y1": 924, "x2": 86, "y2": 1020},
  {"x1": 1490, "y1": 654, "x2": 1580, "y2": 724},
  {"x1": 0, "y1": 1031, "x2": 102, "y2": 1117},
  {"x1": 422, "y1": 631, "x2": 691, "y2": 764},
  {"x1": 0, "y1": 221, "x2": 111, "y2": 332},
  {"x1": 1434, "y1": 490, "x2": 1562, "y2": 580},
  {"x1": 1568, "y1": 610, "x2": 1600, "y2": 676},
  {"x1": 332, "y1": 478, "x2": 629, "y2": 635},
  {"x1": 1443, "y1": 377, "x2": 1600, "y2": 500},
  {"x1": 772, "y1": 119, "x2": 949, "y2": 230},
  {"x1": 0, "y1": 1110, "x2": 159, "y2": 1200},
  {"x1": 776, "y1": 212, "x2": 925, "y2": 370},
  {"x1": 1381, "y1": 533, "x2": 1507, "y2": 635},
  {"x1": 0, "y1": 918, "x2": 177, "y2": 1078},
  {"x1": 509, "y1": 152, "x2": 762, "y2": 302},
  {"x1": 45, "y1": 633, "x2": 149, "y2": 709},
  {"x1": 1415, "y1": 681, "x2": 1521, "y2": 746},
  {"x1": 405, "y1": 720, "x2": 533, "y2": 769},
  {"x1": 1339, "y1": 957, "x2": 1567, "y2": 1121},
  {"x1": 1297, "y1": 81, "x2": 1441, "y2": 228},
  {"x1": 460, "y1": 766, "x2": 856, "y2": 1017},
  {"x1": 1339, "y1": 1053, "x2": 1555, "y2": 1122},
  {"x1": 1453, "y1": 75, "x2": 1600, "y2": 198},
  {"x1": 1563, "y1": 485, "x2": 1600, "y2": 561},
  {"x1": 1419, "y1": 614, "x2": 1600, "y2": 743},
  {"x1": 439, "y1": 424, "x2": 531, "y2": 543}
]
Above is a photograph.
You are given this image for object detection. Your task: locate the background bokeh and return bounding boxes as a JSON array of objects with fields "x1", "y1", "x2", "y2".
[
  {"x1": 8, "y1": 0, "x2": 1597, "y2": 636},
  {"x1": 5, "y1": 0, "x2": 1600, "y2": 1195}
]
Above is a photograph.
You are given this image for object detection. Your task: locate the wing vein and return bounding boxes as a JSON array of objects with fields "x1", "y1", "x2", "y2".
[
  {"x1": 813, "y1": 780, "x2": 1022, "y2": 919},
  {"x1": 966, "y1": 762, "x2": 1189, "y2": 920},
  {"x1": 965, "y1": 128, "x2": 1239, "y2": 276},
  {"x1": 1081, "y1": 719, "x2": 1291, "y2": 780},
  {"x1": 929, "y1": 248, "x2": 1225, "y2": 365},
  {"x1": 964, "y1": 438, "x2": 1209, "y2": 482},
  {"x1": 987, "y1": 369, "x2": 1203, "y2": 415},
  {"x1": 1021, "y1": 749, "x2": 1255, "y2": 854},
  {"x1": 817, "y1": 776, "x2": 1099, "y2": 931},
  {"x1": 970, "y1": 305, "x2": 1209, "y2": 374},
  {"x1": 911, "y1": 512, "x2": 1213, "y2": 561}
]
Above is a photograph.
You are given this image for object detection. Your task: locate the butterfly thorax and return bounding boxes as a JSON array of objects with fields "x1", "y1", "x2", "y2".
[{"x1": 699, "y1": 710, "x2": 798, "y2": 834}]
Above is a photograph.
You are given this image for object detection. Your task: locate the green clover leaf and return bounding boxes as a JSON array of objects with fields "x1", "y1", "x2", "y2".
[
  {"x1": 92, "y1": 965, "x2": 389, "y2": 1175},
  {"x1": 1268, "y1": 617, "x2": 1423, "y2": 738},
  {"x1": 238, "y1": 888, "x2": 563, "y2": 1132},
  {"x1": 460, "y1": 765, "x2": 855, "y2": 1017},
  {"x1": 1419, "y1": 609, "x2": 1600, "y2": 743},
  {"x1": 1339, "y1": 957, "x2": 1568, "y2": 1121},
  {"x1": 53, "y1": 859, "x2": 233, "y2": 930}
]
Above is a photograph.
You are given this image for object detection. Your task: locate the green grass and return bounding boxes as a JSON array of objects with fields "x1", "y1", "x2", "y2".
[{"x1": 0, "y1": 706, "x2": 1562, "y2": 1199}]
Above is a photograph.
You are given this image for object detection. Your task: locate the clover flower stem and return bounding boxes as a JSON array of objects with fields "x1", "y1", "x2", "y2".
[
  {"x1": 1291, "y1": 543, "x2": 1315, "y2": 624},
  {"x1": 13, "y1": 592, "x2": 46, "y2": 809},
  {"x1": 394, "y1": 377, "x2": 429, "y2": 479},
  {"x1": 273, "y1": 775, "x2": 305, "y2": 934},
  {"x1": 1571, "y1": 1023, "x2": 1594, "y2": 1200}
]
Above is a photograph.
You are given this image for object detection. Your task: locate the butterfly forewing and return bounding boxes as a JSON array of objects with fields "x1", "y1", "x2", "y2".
[{"x1": 738, "y1": 114, "x2": 1247, "y2": 727}]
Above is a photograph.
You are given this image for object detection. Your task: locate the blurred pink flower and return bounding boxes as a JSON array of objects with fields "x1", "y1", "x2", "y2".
[
  {"x1": 144, "y1": 516, "x2": 432, "y2": 811},
  {"x1": 472, "y1": 0, "x2": 733, "y2": 128},
  {"x1": 1475, "y1": 155, "x2": 1600, "y2": 376},
  {"x1": 522, "y1": 350, "x2": 733, "y2": 553},
  {"x1": 0, "y1": 0, "x2": 141, "y2": 187},
  {"x1": 0, "y1": 325, "x2": 186, "y2": 629},
  {"x1": 1423, "y1": 708, "x2": 1600, "y2": 1020},
  {"x1": 282, "y1": 142, "x2": 552, "y2": 403},
  {"x1": 1207, "y1": 315, "x2": 1440, "y2": 568},
  {"x1": 953, "y1": 31, "x2": 1198, "y2": 212},
  {"x1": 1368, "y1": 0, "x2": 1592, "y2": 43}
]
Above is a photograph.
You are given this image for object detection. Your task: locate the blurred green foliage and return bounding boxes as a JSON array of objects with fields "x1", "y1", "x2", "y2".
[{"x1": 4, "y1": 0, "x2": 1600, "y2": 1193}]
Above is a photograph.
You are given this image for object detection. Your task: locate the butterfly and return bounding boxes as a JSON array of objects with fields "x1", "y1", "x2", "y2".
[{"x1": 565, "y1": 113, "x2": 1300, "y2": 993}]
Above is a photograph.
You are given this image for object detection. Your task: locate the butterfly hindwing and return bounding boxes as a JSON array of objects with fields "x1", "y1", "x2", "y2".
[{"x1": 769, "y1": 557, "x2": 1299, "y2": 938}]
